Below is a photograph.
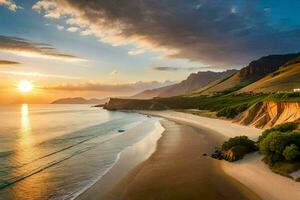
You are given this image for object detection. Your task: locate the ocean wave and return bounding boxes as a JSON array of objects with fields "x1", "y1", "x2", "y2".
[{"x1": 0, "y1": 117, "x2": 144, "y2": 190}]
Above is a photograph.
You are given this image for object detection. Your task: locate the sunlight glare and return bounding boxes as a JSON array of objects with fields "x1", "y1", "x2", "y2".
[{"x1": 18, "y1": 80, "x2": 33, "y2": 93}]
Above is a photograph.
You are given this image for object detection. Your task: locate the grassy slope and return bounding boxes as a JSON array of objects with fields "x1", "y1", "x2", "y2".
[
  {"x1": 238, "y1": 63, "x2": 300, "y2": 93},
  {"x1": 106, "y1": 93, "x2": 266, "y2": 111},
  {"x1": 105, "y1": 92, "x2": 300, "y2": 119},
  {"x1": 196, "y1": 53, "x2": 300, "y2": 95}
]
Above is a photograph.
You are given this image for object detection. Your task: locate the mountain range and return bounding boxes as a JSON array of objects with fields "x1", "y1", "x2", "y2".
[
  {"x1": 133, "y1": 53, "x2": 300, "y2": 99},
  {"x1": 197, "y1": 53, "x2": 300, "y2": 95},
  {"x1": 132, "y1": 70, "x2": 237, "y2": 99}
]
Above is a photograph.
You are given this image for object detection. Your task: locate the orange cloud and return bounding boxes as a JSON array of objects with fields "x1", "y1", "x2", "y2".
[{"x1": 0, "y1": 0, "x2": 21, "y2": 11}]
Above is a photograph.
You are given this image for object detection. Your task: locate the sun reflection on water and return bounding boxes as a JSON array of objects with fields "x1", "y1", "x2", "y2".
[
  {"x1": 10, "y1": 104, "x2": 50, "y2": 200},
  {"x1": 21, "y1": 104, "x2": 31, "y2": 139},
  {"x1": 16, "y1": 104, "x2": 34, "y2": 162}
]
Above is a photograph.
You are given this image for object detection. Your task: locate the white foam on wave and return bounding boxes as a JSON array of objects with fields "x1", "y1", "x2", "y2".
[{"x1": 69, "y1": 117, "x2": 165, "y2": 200}]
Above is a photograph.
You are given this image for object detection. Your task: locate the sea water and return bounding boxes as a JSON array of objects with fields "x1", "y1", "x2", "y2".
[{"x1": 0, "y1": 104, "x2": 161, "y2": 200}]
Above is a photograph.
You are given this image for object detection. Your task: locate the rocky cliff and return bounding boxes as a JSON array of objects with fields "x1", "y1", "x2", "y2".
[{"x1": 235, "y1": 101, "x2": 300, "y2": 129}]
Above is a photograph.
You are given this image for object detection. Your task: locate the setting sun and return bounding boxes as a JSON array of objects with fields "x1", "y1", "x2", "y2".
[{"x1": 18, "y1": 80, "x2": 33, "y2": 93}]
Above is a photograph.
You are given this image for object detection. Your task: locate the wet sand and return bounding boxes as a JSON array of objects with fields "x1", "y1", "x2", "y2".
[{"x1": 95, "y1": 120, "x2": 260, "y2": 200}]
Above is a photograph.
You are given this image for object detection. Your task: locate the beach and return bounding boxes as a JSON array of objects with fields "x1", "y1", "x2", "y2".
[
  {"x1": 77, "y1": 110, "x2": 300, "y2": 200},
  {"x1": 138, "y1": 111, "x2": 300, "y2": 200}
]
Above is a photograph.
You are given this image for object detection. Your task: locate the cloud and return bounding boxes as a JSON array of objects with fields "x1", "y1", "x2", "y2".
[
  {"x1": 32, "y1": 0, "x2": 63, "y2": 18},
  {"x1": 0, "y1": 60, "x2": 20, "y2": 65},
  {"x1": 110, "y1": 69, "x2": 119, "y2": 75},
  {"x1": 128, "y1": 49, "x2": 145, "y2": 56},
  {"x1": 151, "y1": 66, "x2": 203, "y2": 72},
  {"x1": 67, "y1": 27, "x2": 79, "y2": 32},
  {"x1": 32, "y1": 0, "x2": 300, "y2": 68},
  {"x1": 56, "y1": 25, "x2": 64, "y2": 30},
  {"x1": 0, "y1": 0, "x2": 21, "y2": 11},
  {"x1": 0, "y1": 35, "x2": 84, "y2": 61},
  {"x1": 0, "y1": 70, "x2": 80, "y2": 79},
  {"x1": 44, "y1": 80, "x2": 175, "y2": 94}
]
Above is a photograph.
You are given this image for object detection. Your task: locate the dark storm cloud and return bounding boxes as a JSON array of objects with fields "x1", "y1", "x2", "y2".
[
  {"x1": 34, "y1": 0, "x2": 300, "y2": 67},
  {"x1": 0, "y1": 35, "x2": 83, "y2": 61}
]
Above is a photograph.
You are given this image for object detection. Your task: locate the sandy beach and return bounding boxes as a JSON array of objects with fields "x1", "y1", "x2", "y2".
[
  {"x1": 77, "y1": 110, "x2": 300, "y2": 200},
  {"x1": 103, "y1": 120, "x2": 260, "y2": 200},
  {"x1": 138, "y1": 111, "x2": 300, "y2": 200}
]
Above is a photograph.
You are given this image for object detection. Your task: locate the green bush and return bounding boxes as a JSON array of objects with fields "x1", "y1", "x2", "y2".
[
  {"x1": 258, "y1": 127, "x2": 300, "y2": 166},
  {"x1": 283, "y1": 144, "x2": 300, "y2": 161},
  {"x1": 220, "y1": 136, "x2": 257, "y2": 161},
  {"x1": 258, "y1": 122, "x2": 299, "y2": 142},
  {"x1": 217, "y1": 104, "x2": 249, "y2": 118},
  {"x1": 266, "y1": 92, "x2": 300, "y2": 102},
  {"x1": 263, "y1": 153, "x2": 285, "y2": 165},
  {"x1": 222, "y1": 136, "x2": 257, "y2": 151},
  {"x1": 230, "y1": 145, "x2": 251, "y2": 160},
  {"x1": 259, "y1": 131, "x2": 291, "y2": 156}
]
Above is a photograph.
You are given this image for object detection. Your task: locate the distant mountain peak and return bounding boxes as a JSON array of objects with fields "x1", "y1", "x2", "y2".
[{"x1": 132, "y1": 69, "x2": 237, "y2": 99}]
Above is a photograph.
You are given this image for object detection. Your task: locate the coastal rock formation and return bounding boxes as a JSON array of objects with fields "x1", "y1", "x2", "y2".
[{"x1": 235, "y1": 101, "x2": 300, "y2": 129}]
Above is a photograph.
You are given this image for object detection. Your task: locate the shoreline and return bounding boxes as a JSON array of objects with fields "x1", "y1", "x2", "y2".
[
  {"x1": 103, "y1": 120, "x2": 260, "y2": 200},
  {"x1": 77, "y1": 110, "x2": 300, "y2": 200},
  {"x1": 138, "y1": 111, "x2": 300, "y2": 200},
  {"x1": 76, "y1": 118, "x2": 164, "y2": 200}
]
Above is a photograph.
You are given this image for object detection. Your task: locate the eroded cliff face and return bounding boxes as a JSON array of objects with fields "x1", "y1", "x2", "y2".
[{"x1": 235, "y1": 101, "x2": 300, "y2": 129}]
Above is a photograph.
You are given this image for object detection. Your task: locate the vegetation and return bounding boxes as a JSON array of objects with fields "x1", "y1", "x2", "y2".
[
  {"x1": 214, "y1": 81, "x2": 251, "y2": 95},
  {"x1": 258, "y1": 122, "x2": 299, "y2": 142},
  {"x1": 257, "y1": 122, "x2": 300, "y2": 176},
  {"x1": 217, "y1": 103, "x2": 248, "y2": 118},
  {"x1": 105, "y1": 93, "x2": 267, "y2": 118},
  {"x1": 215, "y1": 122, "x2": 300, "y2": 179},
  {"x1": 215, "y1": 136, "x2": 257, "y2": 161},
  {"x1": 283, "y1": 144, "x2": 300, "y2": 161},
  {"x1": 266, "y1": 92, "x2": 300, "y2": 102},
  {"x1": 105, "y1": 92, "x2": 299, "y2": 119},
  {"x1": 222, "y1": 136, "x2": 257, "y2": 151}
]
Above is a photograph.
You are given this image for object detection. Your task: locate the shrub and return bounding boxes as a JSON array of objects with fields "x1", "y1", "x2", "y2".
[
  {"x1": 222, "y1": 136, "x2": 257, "y2": 151},
  {"x1": 259, "y1": 131, "x2": 291, "y2": 156},
  {"x1": 217, "y1": 104, "x2": 249, "y2": 119},
  {"x1": 230, "y1": 145, "x2": 250, "y2": 160},
  {"x1": 283, "y1": 144, "x2": 300, "y2": 161},
  {"x1": 220, "y1": 136, "x2": 257, "y2": 162},
  {"x1": 258, "y1": 122, "x2": 299, "y2": 142},
  {"x1": 259, "y1": 130, "x2": 300, "y2": 165},
  {"x1": 263, "y1": 153, "x2": 285, "y2": 165}
]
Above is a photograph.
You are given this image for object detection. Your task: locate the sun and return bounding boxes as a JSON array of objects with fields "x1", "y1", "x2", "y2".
[{"x1": 18, "y1": 80, "x2": 33, "y2": 93}]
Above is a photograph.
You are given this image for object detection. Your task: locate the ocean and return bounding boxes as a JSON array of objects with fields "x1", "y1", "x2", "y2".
[{"x1": 0, "y1": 104, "x2": 162, "y2": 200}]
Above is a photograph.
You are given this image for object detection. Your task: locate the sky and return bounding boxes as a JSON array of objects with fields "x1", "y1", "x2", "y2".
[{"x1": 0, "y1": 0, "x2": 300, "y2": 103}]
